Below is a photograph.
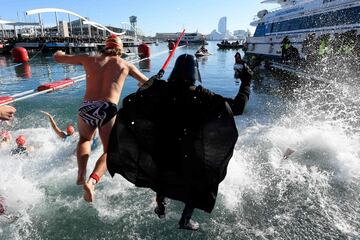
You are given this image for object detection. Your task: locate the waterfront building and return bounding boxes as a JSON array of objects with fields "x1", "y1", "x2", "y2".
[
  {"x1": 155, "y1": 32, "x2": 181, "y2": 41},
  {"x1": 233, "y1": 30, "x2": 247, "y2": 41},
  {"x1": 218, "y1": 17, "x2": 227, "y2": 34}
]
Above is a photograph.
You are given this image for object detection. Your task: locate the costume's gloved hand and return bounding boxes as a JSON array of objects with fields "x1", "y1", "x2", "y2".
[
  {"x1": 139, "y1": 75, "x2": 159, "y2": 91},
  {"x1": 239, "y1": 63, "x2": 253, "y2": 85}
]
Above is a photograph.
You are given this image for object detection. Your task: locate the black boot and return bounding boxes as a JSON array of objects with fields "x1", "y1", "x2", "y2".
[
  {"x1": 154, "y1": 202, "x2": 166, "y2": 218},
  {"x1": 178, "y1": 203, "x2": 198, "y2": 230},
  {"x1": 178, "y1": 217, "x2": 199, "y2": 231},
  {"x1": 154, "y1": 195, "x2": 166, "y2": 218}
]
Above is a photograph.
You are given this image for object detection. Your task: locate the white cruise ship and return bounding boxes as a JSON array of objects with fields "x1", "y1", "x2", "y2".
[
  {"x1": 245, "y1": 0, "x2": 360, "y2": 61},
  {"x1": 179, "y1": 32, "x2": 207, "y2": 45}
]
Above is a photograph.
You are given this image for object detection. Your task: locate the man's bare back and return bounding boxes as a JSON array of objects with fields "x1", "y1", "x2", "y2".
[
  {"x1": 54, "y1": 52, "x2": 147, "y2": 104},
  {"x1": 53, "y1": 38, "x2": 148, "y2": 189}
]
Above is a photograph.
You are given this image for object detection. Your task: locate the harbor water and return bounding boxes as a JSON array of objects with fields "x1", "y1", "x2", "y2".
[{"x1": 0, "y1": 42, "x2": 359, "y2": 239}]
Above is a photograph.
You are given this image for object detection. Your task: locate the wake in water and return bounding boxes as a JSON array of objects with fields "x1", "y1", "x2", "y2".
[{"x1": 215, "y1": 56, "x2": 360, "y2": 239}]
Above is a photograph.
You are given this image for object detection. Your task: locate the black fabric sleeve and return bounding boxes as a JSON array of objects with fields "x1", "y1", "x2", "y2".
[{"x1": 225, "y1": 63, "x2": 253, "y2": 116}]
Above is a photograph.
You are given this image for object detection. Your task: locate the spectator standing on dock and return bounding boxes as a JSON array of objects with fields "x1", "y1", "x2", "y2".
[{"x1": 53, "y1": 34, "x2": 148, "y2": 185}]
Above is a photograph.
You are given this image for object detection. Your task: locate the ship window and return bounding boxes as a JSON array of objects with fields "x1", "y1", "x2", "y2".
[
  {"x1": 273, "y1": 22, "x2": 281, "y2": 32},
  {"x1": 288, "y1": 18, "x2": 300, "y2": 31},
  {"x1": 270, "y1": 23, "x2": 274, "y2": 33},
  {"x1": 270, "y1": 6, "x2": 360, "y2": 33},
  {"x1": 254, "y1": 23, "x2": 266, "y2": 37},
  {"x1": 265, "y1": 24, "x2": 273, "y2": 34},
  {"x1": 280, "y1": 21, "x2": 290, "y2": 31}
]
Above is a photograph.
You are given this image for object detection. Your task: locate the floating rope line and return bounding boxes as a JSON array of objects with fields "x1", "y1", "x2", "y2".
[{"x1": 0, "y1": 45, "x2": 186, "y2": 106}]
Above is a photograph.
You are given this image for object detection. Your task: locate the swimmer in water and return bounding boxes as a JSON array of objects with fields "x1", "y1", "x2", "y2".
[
  {"x1": 0, "y1": 130, "x2": 11, "y2": 148},
  {"x1": 10, "y1": 135, "x2": 33, "y2": 156},
  {"x1": 41, "y1": 111, "x2": 75, "y2": 140}
]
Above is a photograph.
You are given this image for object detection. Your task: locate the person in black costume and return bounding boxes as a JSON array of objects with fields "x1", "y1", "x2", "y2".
[
  {"x1": 88, "y1": 54, "x2": 252, "y2": 231},
  {"x1": 152, "y1": 55, "x2": 252, "y2": 230}
]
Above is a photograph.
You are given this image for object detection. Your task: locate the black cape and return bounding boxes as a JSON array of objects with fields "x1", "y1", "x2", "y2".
[{"x1": 107, "y1": 78, "x2": 238, "y2": 213}]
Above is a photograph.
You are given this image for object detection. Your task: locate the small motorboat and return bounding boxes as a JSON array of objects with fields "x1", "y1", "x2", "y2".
[
  {"x1": 195, "y1": 50, "x2": 211, "y2": 57},
  {"x1": 217, "y1": 42, "x2": 243, "y2": 49}
]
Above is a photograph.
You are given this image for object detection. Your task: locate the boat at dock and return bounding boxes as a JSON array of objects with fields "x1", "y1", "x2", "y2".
[
  {"x1": 217, "y1": 41, "x2": 243, "y2": 49},
  {"x1": 245, "y1": 0, "x2": 360, "y2": 62},
  {"x1": 179, "y1": 32, "x2": 207, "y2": 45}
]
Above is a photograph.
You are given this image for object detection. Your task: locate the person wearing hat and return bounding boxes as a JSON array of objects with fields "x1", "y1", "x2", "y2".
[
  {"x1": 53, "y1": 34, "x2": 149, "y2": 185},
  {"x1": 41, "y1": 111, "x2": 75, "y2": 140},
  {"x1": 10, "y1": 135, "x2": 33, "y2": 156},
  {"x1": 0, "y1": 130, "x2": 11, "y2": 148}
]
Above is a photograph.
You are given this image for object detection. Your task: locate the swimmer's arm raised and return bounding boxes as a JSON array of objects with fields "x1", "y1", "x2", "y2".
[
  {"x1": 53, "y1": 51, "x2": 87, "y2": 65},
  {"x1": 128, "y1": 63, "x2": 148, "y2": 86},
  {"x1": 41, "y1": 111, "x2": 66, "y2": 139}
]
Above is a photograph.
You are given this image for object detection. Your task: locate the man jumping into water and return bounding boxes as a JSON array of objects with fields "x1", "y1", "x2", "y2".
[{"x1": 53, "y1": 34, "x2": 148, "y2": 187}]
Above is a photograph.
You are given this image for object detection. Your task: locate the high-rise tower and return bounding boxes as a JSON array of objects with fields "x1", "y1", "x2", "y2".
[{"x1": 218, "y1": 17, "x2": 227, "y2": 34}]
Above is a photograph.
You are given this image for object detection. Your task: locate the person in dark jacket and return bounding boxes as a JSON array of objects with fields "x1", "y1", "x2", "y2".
[
  {"x1": 149, "y1": 54, "x2": 252, "y2": 230},
  {"x1": 84, "y1": 54, "x2": 253, "y2": 231}
]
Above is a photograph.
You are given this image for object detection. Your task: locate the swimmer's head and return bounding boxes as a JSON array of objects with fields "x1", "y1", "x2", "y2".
[
  {"x1": 102, "y1": 34, "x2": 123, "y2": 56},
  {"x1": 66, "y1": 125, "x2": 75, "y2": 136},
  {"x1": 0, "y1": 130, "x2": 11, "y2": 142},
  {"x1": 16, "y1": 135, "x2": 26, "y2": 146}
]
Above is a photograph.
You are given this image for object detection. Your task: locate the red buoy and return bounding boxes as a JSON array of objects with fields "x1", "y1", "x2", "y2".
[
  {"x1": 37, "y1": 79, "x2": 74, "y2": 92},
  {"x1": 168, "y1": 41, "x2": 175, "y2": 50},
  {"x1": 138, "y1": 43, "x2": 150, "y2": 59},
  {"x1": 12, "y1": 47, "x2": 29, "y2": 63},
  {"x1": 0, "y1": 96, "x2": 14, "y2": 105},
  {"x1": 15, "y1": 63, "x2": 32, "y2": 79}
]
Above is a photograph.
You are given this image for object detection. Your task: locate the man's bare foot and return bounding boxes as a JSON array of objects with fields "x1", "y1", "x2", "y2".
[
  {"x1": 83, "y1": 178, "x2": 96, "y2": 202},
  {"x1": 76, "y1": 173, "x2": 86, "y2": 185}
]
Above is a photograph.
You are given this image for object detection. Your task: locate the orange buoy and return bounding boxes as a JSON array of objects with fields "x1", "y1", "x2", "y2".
[
  {"x1": 37, "y1": 79, "x2": 74, "y2": 92},
  {"x1": 138, "y1": 43, "x2": 150, "y2": 59},
  {"x1": 12, "y1": 47, "x2": 29, "y2": 63}
]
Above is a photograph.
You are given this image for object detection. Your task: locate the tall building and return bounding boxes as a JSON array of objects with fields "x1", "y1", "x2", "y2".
[
  {"x1": 233, "y1": 30, "x2": 247, "y2": 41},
  {"x1": 218, "y1": 17, "x2": 227, "y2": 34}
]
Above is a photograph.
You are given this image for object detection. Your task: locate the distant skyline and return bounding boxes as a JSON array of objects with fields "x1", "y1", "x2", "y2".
[{"x1": 0, "y1": 0, "x2": 277, "y2": 36}]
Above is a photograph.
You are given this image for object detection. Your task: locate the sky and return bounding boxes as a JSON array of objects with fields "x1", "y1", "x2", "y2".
[{"x1": 0, "y1": 0, "x2": 276, "y2": 36}]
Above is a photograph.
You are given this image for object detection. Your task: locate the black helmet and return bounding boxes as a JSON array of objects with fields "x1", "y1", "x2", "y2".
[{"x1": 168, "y1": 54, "x2": 201, "y2": 86}]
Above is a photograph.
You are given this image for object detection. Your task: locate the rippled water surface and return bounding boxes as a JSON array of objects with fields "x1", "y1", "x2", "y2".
[{"x1": 0, "y1": 42, "x2": 359, "y2": 240}]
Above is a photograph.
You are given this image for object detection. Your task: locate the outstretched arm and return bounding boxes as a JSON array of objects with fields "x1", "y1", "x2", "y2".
[
  {"x1": 41, "y1": 111, "x2": 66, "y2": 139},
  {"x1": 53, "y1": 51, "x2": 87, "y2": 65},
  {"x1": 128, "y1": 63, "x2": 149, "y2": 87},
  {"x1": 225, "y1": 63, "x2": 253, "y2": 116}
]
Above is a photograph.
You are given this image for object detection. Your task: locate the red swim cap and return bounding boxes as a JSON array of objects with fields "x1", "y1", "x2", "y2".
[
  {"x1": 105, "y1": 34, "x2": 123, "y2": 49},
  {"x1": 66, "y1": 125, "x2": 75, "y2": 135},
  {"x1": 16, "y1": 135, "x2": 26, "y2": 146},
  {"x1": 0, "y1": 130, "x2": 11, "y2": 140}
]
